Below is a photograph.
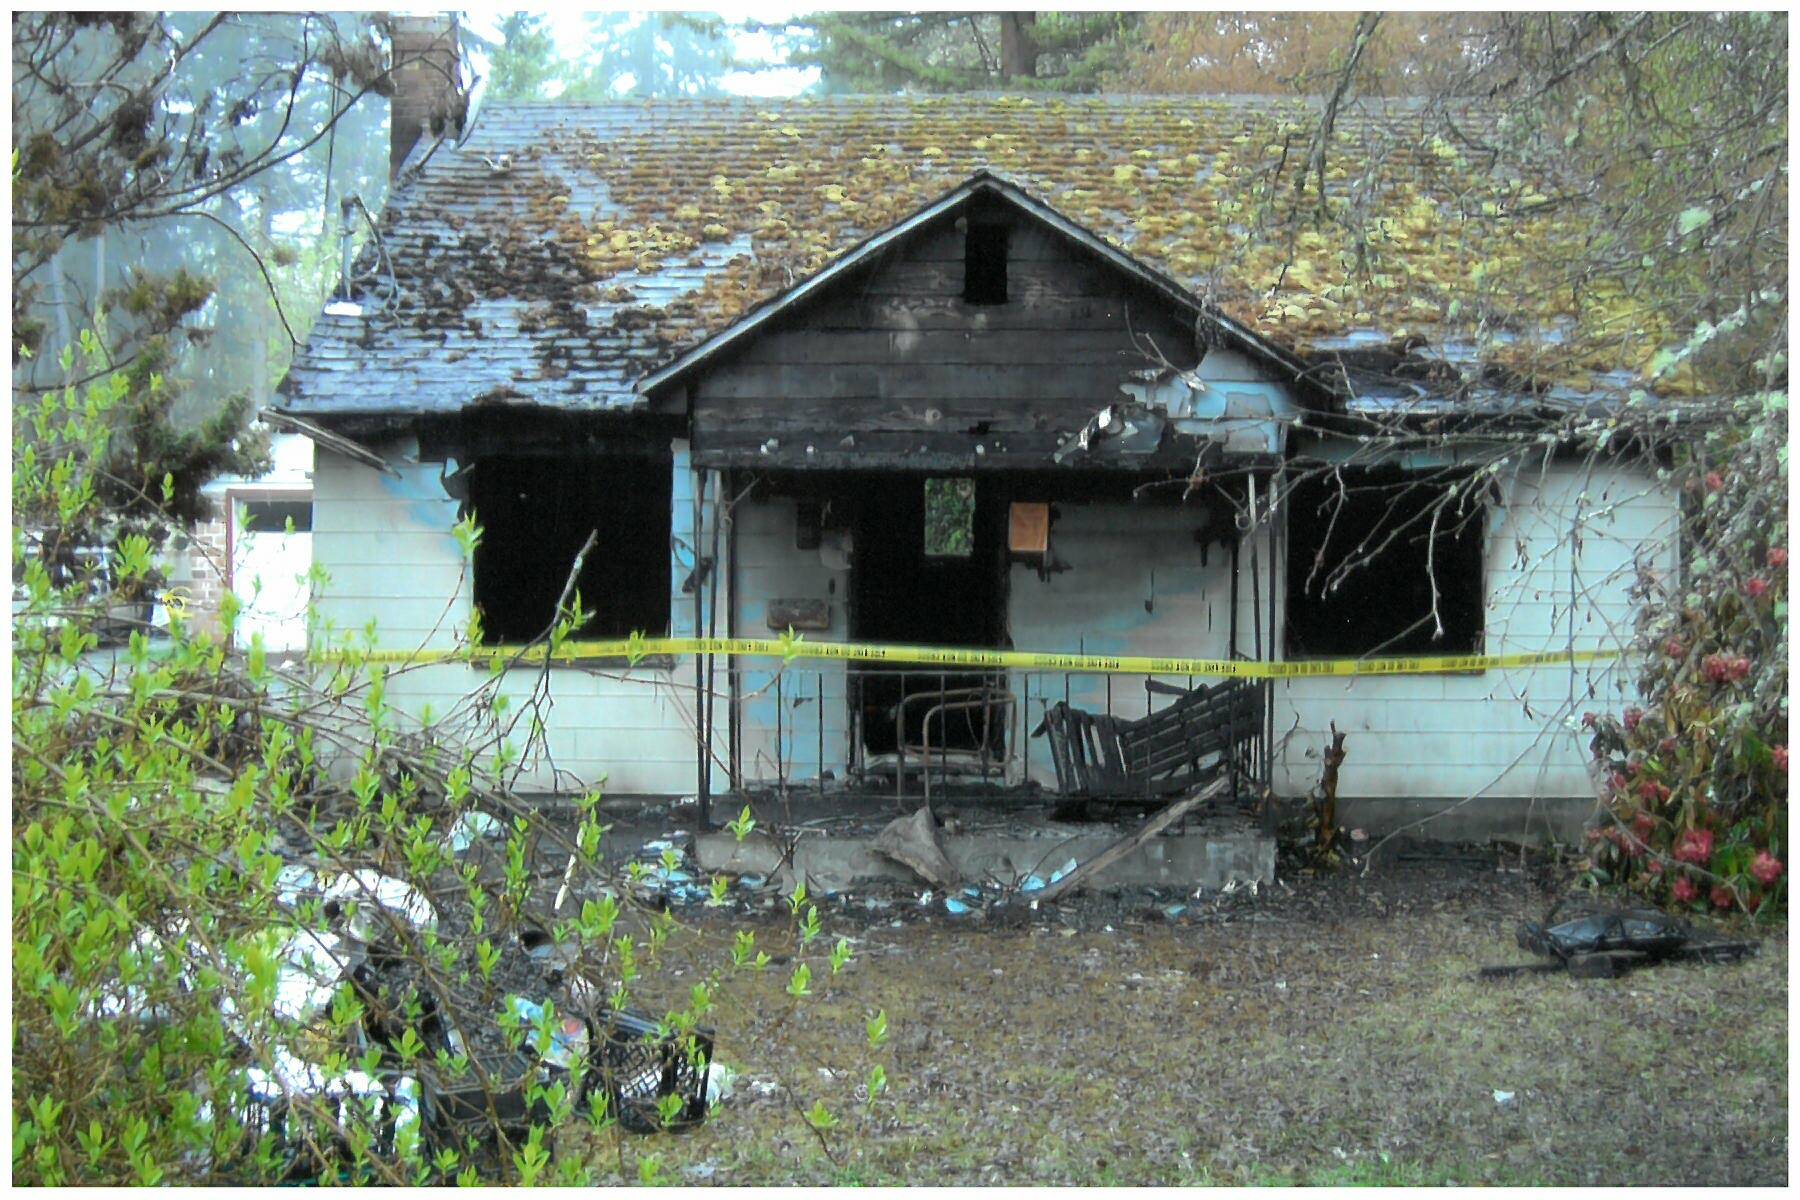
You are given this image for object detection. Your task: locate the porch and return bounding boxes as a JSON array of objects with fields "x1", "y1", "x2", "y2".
[{"x1": 710, "y1": 663, "x2": 1276, "y2": 820}]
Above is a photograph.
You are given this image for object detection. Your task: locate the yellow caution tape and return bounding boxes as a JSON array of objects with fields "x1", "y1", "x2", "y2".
[{"x1": 321, "y1": 635, "x2": 1621, "y2": 678}]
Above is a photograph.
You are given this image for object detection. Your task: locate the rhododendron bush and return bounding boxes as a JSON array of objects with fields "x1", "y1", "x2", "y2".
[{"x1": 1582, "y1": 389, "x2": 1788, "y2": 915}]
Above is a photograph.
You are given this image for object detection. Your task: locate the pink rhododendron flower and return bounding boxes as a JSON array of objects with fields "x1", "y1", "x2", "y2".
[
  {"x1": 1672, "y1": 876, "x2": 1699, "y2": 903},
  {"x1": 1746, "y1": 577, "x2": 1769, "y2": 599},
  {"x1": 1623, "y1": 707, "x2": 1643, "y2": 733},
  {"x1": 1632, "y1": 812, "x2": 1655, "y2": 842},
  {"x1": 1673, "y1": 828, "x2": 1714, "y2": 865},
  {"x1": 1710, "y1": 884, "x2": 1736, "y2": 910},
  {"x1": 1751, "y1": 850, "x2": 1784, "y2": 887},
  {"x1": 1772, "y1": 746, "x2": 1788, "y2": 773},
  {"x1": 1705, "y1": 471, "x2": 1725, "y2": 492},
  {"x1": 1767, "y1": 547, "x2": 1788, "y2": 571}
]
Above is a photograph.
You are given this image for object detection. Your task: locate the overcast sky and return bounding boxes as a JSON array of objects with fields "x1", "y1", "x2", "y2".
[{"x1": 460, "y1": 8, "x2": 820, "y2": 98}]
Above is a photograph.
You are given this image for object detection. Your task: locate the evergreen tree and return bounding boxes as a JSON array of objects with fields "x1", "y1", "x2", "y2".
[
  {"x1": 12, "y1": 12, "x2": 400, "y2": 533},
  {"x1": 775, "y1": 11, "x2": 1135, "y2": 94},
  {"x1": 563, "y1": 12, "x2": 737, "y2": 100},
  {"x1": 486, "y1": 11, "x2": 564, "y2": 101}
]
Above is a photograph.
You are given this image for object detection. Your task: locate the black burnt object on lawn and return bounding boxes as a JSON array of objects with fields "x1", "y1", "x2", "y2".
[{"x1": 1480, "y1": 899, "x2": 1759, "y2": 980}]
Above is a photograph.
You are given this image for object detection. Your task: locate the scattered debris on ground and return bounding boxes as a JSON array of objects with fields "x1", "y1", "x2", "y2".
[
  {"x1": 235, "y1": 822, "x2": 722, "y2": 1182},
  {"x1": 622, "y1": 850, "x2": 1785, "y2": 1186},
  {"x1": 873, "y1": 806, "x2": 962, "y2": 891}
]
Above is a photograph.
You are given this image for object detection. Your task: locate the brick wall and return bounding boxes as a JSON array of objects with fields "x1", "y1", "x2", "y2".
[
  {"x1": 167, "y1": 499, "x2": 229, "y2": 631},
  {"x1": 388, "y1": 14, "x2": 463, "y2": 178}
]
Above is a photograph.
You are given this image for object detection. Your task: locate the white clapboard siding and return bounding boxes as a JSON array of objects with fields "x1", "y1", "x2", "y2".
[
  {"x1": 1006, "y1": 501, "x2": 1270, "y2": 787},
  {"x1": 310, "y1": 442, "x2": 719, "y2": 796},
  {"x1": 1273, "y1": 458, "x2": 1679, "y2": 800},
  {"x1": 316, "y1": 439, "x2": 1675, "y2": 806}
]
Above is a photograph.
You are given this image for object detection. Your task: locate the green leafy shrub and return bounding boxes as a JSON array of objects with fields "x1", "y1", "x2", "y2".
[{"x1": 13, "y1": 335, "x2": 888, "y2": 1184}]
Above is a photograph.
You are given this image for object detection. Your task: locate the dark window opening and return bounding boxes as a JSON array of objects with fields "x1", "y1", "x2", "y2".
[
  {"x1": 923, "y1": 477, "x2": 975, "y2": 557},
  {"x1": 1284, "y1": 469, "x2": 1485, "y2": 658},
  {"x1": 469, "y1": 454, "x2": 671, "y2": 645},
  {"x1": 963, "y1": 222, "x2": 1008, "y2": 305},
  {"x1": 239, "y1": 499, "x2": 312, "y2": 533}
]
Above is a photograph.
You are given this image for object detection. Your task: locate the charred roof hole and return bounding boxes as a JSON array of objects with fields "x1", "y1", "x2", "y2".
[
  {"x1": 963, "y1": 222, "x2": 1008, "y2": 306},
  {"x1": 469, "y1": 452, "x2": 672, "y2": 645},
  {"x1": 1284, "y1": 468, "x2": 1486, "y2": 660}
]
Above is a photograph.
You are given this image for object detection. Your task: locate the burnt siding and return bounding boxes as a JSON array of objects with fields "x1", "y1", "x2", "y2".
[{"x1": 690, "y1": 216, "x2": 1198, "y2": 468}]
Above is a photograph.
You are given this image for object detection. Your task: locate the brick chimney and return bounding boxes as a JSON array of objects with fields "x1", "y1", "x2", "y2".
[{"x1": 387, "y1": 13, "x2": 464, "y2": 179}]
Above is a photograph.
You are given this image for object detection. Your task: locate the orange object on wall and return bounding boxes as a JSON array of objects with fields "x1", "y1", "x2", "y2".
[{"x1": 1009, "y1": 502, "x2": 1049, "y2": 554}]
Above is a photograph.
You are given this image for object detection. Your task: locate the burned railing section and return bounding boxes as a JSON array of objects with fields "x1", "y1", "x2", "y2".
[{"x1": 743, "y1": 662, "x2": 1273, "y2": 816}]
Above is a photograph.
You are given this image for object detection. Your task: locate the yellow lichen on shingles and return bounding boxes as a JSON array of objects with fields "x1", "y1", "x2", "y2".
[{"x1": 435, "y1": 96, "x2": 1669, "y2": 395}]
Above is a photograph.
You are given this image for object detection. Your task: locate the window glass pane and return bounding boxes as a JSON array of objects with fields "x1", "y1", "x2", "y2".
[{"x1": 239, "y1": 499, "x2": 312, "y2": 533}]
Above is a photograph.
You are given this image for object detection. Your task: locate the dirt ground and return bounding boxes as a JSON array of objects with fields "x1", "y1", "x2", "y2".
[{"x1": 577, "y1": 846, "x2": 1788, "y2": 1186}]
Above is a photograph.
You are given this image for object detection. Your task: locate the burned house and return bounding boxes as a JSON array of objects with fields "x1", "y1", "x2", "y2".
[{"x1": 279, "y1": 51, "x2": 1678, "y2": 842}]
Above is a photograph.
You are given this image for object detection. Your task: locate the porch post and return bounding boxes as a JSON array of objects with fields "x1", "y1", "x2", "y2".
[{"x1": 694, "y1": 467, "x2": 710, "y2": 833}]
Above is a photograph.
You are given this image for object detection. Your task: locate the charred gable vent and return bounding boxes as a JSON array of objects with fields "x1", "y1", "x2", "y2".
[{"x1": 963, "y1": 221, "x2": 1009, "y2": 305}]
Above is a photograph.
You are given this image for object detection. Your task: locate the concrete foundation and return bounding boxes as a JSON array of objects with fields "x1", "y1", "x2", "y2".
[
  {"x1": 698, "y1": 815, "x2": 1275, "y2": 896},
  {"x1": 1335, "y1": 794, "x2": 1595, "y2": 846}
]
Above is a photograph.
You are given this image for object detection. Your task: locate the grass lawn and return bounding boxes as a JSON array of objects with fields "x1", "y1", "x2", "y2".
[{"x1": 571, "y1": 853, "x2": 1786, "y2": 1186}]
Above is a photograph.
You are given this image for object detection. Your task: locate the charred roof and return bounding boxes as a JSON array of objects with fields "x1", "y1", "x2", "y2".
[{"x1": 279, "y1": 94, "x2": 1671, "y2": 422}]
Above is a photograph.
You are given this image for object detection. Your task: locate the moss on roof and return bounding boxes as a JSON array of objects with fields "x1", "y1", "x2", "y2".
[{"x1": 295, "y1": 95, "x2": 1693, "y2": 419}]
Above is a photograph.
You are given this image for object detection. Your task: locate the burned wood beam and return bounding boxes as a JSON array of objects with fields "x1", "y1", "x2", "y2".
[{"x1": 262, "y1": 408, "x2": 401, "y2": 477}]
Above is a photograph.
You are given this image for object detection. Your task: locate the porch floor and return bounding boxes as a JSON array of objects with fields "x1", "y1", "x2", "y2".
[{"x1": 697, "y1": 789, "x2": 1274, "y2": 896}]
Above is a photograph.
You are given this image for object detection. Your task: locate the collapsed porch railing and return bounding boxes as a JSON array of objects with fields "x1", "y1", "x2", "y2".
[{"x1": 730, "y1": 661, "x2": 1275, "y2": 818}]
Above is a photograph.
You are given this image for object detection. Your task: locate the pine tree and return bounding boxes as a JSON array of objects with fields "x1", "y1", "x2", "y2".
[
  {"x1": 776, "y1": 11, "x2": 1135, "y2": 94},
  {"x1": 487, "y1": 12, "x2": 564, "y2": 101},
  {"x1": 562, "y1": 12, "x2": 737, "y2": 100},
  {"x1": 12, "y1": 12, "x2": 399, "y2": 532}
]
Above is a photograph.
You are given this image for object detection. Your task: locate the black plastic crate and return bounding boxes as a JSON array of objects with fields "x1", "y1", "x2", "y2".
[
  {"x1": 234, "y1": 1078, "x2": 402, "y2": 1182},
  {"x1": 418, "y1": 1050, "x2": 542, "y2": 1152},
  {"x1": 592, "y1": 1011, "x2": 714, "y2": 1134}
]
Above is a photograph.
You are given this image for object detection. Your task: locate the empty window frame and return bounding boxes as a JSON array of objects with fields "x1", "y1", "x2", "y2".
[
  {"x1": 238, "y1": 498, "x2": 312, "y2": 533},
  {"x1": 963, "y1": 222, "x2": 1008, "y2": 305},
  {"x1": 1284, "y1": 468, "x2": 1486, "y2": 658},
  {"x1": 469, "y1": 453, "x2": 671, "y2": 645},
  {"x1": 923, "y1": 477, "x2": 976, "y2": 557}
]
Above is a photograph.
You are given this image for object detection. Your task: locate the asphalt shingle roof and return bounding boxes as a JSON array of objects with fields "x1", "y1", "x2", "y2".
[{"x1": 280, "y1": 94, "x2": 1654, "y2": 421}]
